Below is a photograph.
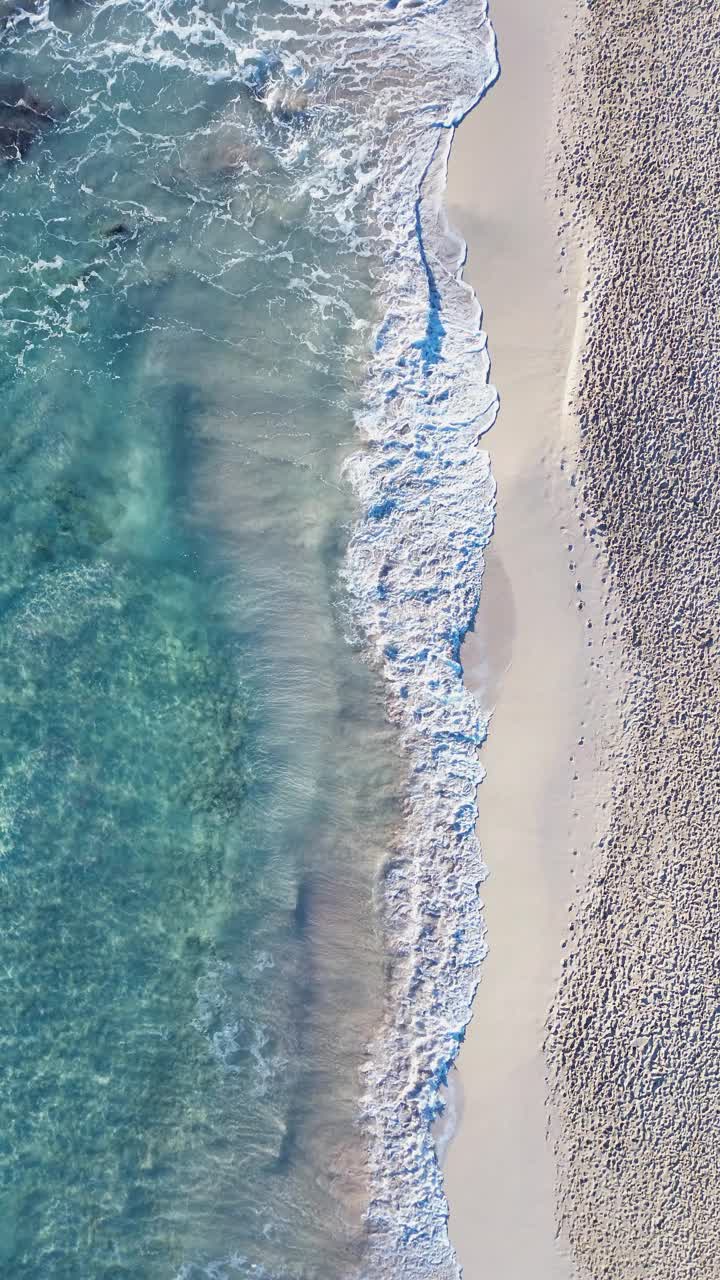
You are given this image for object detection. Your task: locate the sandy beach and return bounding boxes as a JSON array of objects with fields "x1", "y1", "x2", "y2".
[
  {"x1": 542, "y1": 2, "x2": 720, "y2": 1276},
  {"x1": 442, "y1": 0, "x2": 613, "y2": 1274},
  {"x1": 444, "y1": 0, "x2": 720, "y2": 1276}
]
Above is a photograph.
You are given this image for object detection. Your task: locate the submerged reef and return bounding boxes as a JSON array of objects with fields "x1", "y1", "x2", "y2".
[{"x1": 0, "y1": 78, "x2": 63, "y2": 161}]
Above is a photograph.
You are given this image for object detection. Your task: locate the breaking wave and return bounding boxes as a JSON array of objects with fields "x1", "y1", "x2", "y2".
[{"x1": 339, "y1": 6, "x2": 498, "y2": 1274}]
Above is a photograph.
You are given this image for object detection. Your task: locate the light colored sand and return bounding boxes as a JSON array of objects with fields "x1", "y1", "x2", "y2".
[
  {"x1": 543, "y1": 2, "x2": 720, "y2": 1276},
  {"x1": 441, "y1": 0, "x2": 603, "y2": 1275}
]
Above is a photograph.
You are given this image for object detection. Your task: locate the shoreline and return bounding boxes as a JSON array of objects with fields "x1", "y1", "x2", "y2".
[{"x1": 442, "y1": 0, "x2": 603, "y2": 1274}]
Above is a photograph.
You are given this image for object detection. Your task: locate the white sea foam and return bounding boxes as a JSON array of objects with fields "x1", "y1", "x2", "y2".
[
  {"x1": 345, "y1": 151, "x2": 496, "y2": 1280},
  {"x1": 177, "y1": 0, "x2": 498, "y2": 1268},
  {"x1": 321, "y1": 4, "x2": 498, "y2": 1275}
]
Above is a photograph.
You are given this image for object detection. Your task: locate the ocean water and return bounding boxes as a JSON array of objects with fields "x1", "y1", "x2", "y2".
[{"x1": 0, "y1": 0, "x2": 497, "y2": 1277}]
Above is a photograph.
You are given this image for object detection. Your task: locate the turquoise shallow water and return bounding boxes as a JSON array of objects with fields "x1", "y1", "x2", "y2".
[
  {"x1": 0, "y1": 0, "x2": 499, "y2": 1274},
  {"x1": 0, "y1": 6, "x2": 398, "y2": 1276}
]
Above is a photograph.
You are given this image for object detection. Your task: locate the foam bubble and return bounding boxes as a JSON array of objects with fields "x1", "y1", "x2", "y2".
[{"x1": 331, "y1": 4, "x2": 498, "y2": 1275}]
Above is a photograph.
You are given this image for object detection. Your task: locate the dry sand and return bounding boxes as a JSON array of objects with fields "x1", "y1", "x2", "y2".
[
  {"x1": 440, "y1": 0, "x2": 618, "y2": 1274},
  {"x1": 543, "y1": 2, "x2": 720, "y2": 1277}
]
